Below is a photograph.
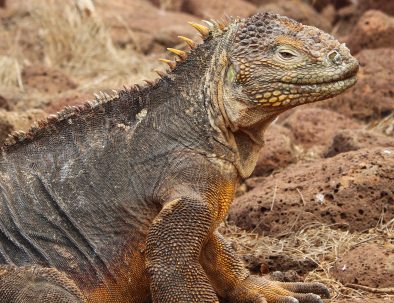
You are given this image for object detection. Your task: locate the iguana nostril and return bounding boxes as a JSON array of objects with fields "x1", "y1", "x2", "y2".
[{"x1": 328, "y1": 50, "x2": 342, "y2": 65}]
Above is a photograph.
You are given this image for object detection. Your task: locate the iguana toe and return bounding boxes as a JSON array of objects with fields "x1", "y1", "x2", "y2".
[
  {"x1": 278, "y1": 282, "x2": 330, "y2": 299},
  {"x1": 292, "y1": 293, "x2": 324, "y2": 303},
  {"x1": 229, "y1": 276, "x2": 328, "y2": 303}
]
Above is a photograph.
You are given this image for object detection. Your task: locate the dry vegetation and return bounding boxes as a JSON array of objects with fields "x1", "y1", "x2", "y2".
[
  {"x1": 0, "y1": 1, "x2": 157, "y2": 93},
  {"x1": 369, "y1": 113, "x2": 394, "y2": 137},
  {"x1": 221, "y1": 220, "x2": 394, "y2": 301}
]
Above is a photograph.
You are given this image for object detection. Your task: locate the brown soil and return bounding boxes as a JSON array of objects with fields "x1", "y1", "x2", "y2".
[
  {"x1": 22, "y1": 65, "x2": 78, "y2": 94},
  {"x1": 0, "y1": 1, "x2": 393, "y2": 302},
  {"x1": 332, "y1": 242, "x2": 394, "y2": 288}
]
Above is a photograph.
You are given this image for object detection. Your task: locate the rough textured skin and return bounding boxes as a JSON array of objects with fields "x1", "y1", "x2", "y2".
[{"x1": 0, "y1": 13, "x2": 358, "y2": 303}]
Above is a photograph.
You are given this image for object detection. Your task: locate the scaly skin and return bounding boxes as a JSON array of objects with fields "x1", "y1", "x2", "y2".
[{"x1": 0, "y1": 12, "x2": 357, "y2": 303}]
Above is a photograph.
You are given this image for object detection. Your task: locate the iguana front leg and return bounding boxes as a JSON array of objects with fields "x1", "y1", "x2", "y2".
[
  {"x1": 201, "y1": 231, "x2": 330, "y2": 303},
  {"x1": 146, "y1": 197, "x2": 219, "y2": 303}
]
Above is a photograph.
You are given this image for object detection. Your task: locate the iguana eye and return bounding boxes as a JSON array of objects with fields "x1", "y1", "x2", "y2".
[
  {"x1": 275, "y1": 46, "x2": 302, "y2": 63},
  {"x1": 279, "y1": 51, "x2": 296, "y2": 60}
]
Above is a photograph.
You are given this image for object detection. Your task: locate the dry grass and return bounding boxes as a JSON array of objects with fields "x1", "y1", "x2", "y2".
[
  {"x1": 368, "y1": 112, "x2": 394, "y2": 137},
  {"x1": 0, "y1": 0, "x2": 157, "y2": 91},
  {"x1": 29, "y1": 3, "x2": 139, "y2": 83},
  {"x1": 221, "y1": 220, "x2": 394, "y2": 301},
  {"x1": 0, "y1": 55, "x2": 23, "y2": 89},
  {"x1": 0, "y1": 18, "x2": 25, "y2": 89}
]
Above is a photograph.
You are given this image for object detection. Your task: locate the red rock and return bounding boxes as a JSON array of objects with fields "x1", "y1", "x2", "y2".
[
  {"x1": 149, "y1": 0, "x2": 184, "y2": 11},
  {"x1": 334, "y1": 0, "x2": 394, "y2": 37},
  {"x1": 253, "y1": 124, "x2": 296, "y2": 177},
  {"x1": 324, "y1": 129, "x2": 394, "y2": 158},
  {"x1": 347, "y1": 10, "x2": 394, "y2": 54},
  {"x1": 182, "y1": 0, "x2": 256, "y2": 19},
  {"x1": 357, "y1": 0, "x2": 394, "y2": 16},
  {"x1": 0, "y1": 95, "x2": 10, "y2": 111},
  {"x1": 321, "y1": 3, "x2": 336, "y2": 25},
  {"x1": 22, "y1": 65, "x2": 77, "y2": 94},
  {"x1": 335, "y1": 300, "x2": 394, "y2": 303},
  {"x1": 229, "y1": 147, "x2": 394, "y2": 235},
  {"x1": 243, "y1": 0, "x2": 272, "y2": 6},
  {"x1": 334, "y1": 4, "x2": 359, "y2": 37},
  {"x1": 319, "y1": 48, "x2": 394, "y2": 122},
  {"x1": 96, "y1": 0, "x2": 200, "y2": 53},
  {"x1": 281, "y1": 108, "x2": 360, "y2": 148},
  {"x1": 308, "y1": 0, "x2": 351, "y2": 12},
  {"x1": 332, "y1": 243, "x2": 394, "y2": 289},
  {"x1": 154, "y1": 24, "x2": 197, "y2": 50},
  {"x1": 255, "y1": 0, "x2": 332, "y2": 31}
]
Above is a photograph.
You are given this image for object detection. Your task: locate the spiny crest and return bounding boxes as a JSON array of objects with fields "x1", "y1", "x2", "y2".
[
  {"x1": 3, "y1": 90, "x2": 120, "y2": 147},
  {"x1": 157, "y1": 16, "x2": 236, "y2": 73}
]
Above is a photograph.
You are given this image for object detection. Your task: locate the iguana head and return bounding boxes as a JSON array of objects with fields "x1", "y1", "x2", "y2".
[
  {"x1": 159, "y1": 12, "x2": 358, "y2": 147},
  {"x1": 219, "y1": 12, "x2": 358, "y2": 128},
  {"x1": 161, "y1": 13, "x2": 357, "y2": 124}
]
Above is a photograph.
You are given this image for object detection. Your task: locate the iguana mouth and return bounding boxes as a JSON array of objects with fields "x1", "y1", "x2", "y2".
[
  {"x1": 301, "y1": 74, "x2": 357, "y2": 93},
  {"x1": 288, "y1": 63, "x2": 359, "y2": 86},
  {"x1": 312, "y1": 63, "x2": 359, "y2": 85},
  {"x1": 287, "y1": 73, "x2": 357, "y2": 89},
  {"x1": 283, "y1": 75, "x2": 357, "y2": 96}
]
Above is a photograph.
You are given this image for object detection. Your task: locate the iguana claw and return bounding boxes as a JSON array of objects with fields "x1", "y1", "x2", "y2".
[
  {"x1": 228, "y1": 277, "x2": 329, "y2": 303},
  {"x1": 278, "y1": 282, "x2": 330, "y2": 299}
]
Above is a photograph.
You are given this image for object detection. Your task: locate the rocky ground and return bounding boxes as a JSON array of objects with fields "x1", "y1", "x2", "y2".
[{"x1": 0, "y1": 0, "x2": 393, "y2": 302}]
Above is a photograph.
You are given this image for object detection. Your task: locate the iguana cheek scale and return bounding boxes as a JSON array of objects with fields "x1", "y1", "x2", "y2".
[{"x1": 0, "y1": 12, "x2": 358, "y2": 303}]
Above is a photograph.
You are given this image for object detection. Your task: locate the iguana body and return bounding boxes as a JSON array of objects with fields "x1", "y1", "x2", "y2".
[{"x1": 0, "y1": 13, "x2": 358, "y2": 303}]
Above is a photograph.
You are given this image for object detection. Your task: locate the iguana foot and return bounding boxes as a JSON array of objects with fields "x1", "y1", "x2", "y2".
[{"x1": 228, "y1": 276, "x2": 330, "y2": 303}]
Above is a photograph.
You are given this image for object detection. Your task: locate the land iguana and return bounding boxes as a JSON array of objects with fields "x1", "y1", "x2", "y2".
[{"x1": 0, "y1": 12, "x2": 358, "y2": 303}]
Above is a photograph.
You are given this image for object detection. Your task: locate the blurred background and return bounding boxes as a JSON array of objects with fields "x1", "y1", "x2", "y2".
[{"x1": 0, "y1": 1, "x2": 393, "y2": 302}]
